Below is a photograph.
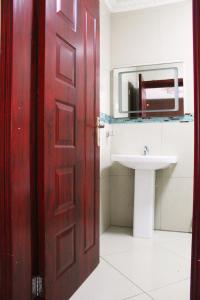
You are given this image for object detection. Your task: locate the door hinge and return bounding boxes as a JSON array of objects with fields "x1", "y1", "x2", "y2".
[{"x1": 32, "y1": 276, "x2": 43, "y2": 298}]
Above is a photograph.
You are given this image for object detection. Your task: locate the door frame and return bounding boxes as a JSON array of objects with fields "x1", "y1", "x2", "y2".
[
  {"x1": 0, "y1": 0, "x2": 200, "y2": 299},
  {"x1": 0, "y1": 0, "x2": 33, "y2": 299},
  {"x1": 191, "y1": 0, "x2": 200, "y2": 298},
  {"x1": 0, "y1": 1, "x2": 12, "y2": 298}
]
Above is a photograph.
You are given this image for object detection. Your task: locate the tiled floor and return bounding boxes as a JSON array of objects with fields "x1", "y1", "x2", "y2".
[{"x1": 70, "y1": 227, "x2": 192, "y2": 300}]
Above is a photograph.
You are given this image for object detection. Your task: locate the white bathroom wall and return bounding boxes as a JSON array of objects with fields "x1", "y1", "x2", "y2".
[
  {"x1": 111, "y1": 0, "x2": 194, "y2": 113},
  {"x1": 109, "y1": 0, "x2": 194, "y2": 232},
  {"x1": 100, "y1": 0, "x2": 112, "y2": 233}
]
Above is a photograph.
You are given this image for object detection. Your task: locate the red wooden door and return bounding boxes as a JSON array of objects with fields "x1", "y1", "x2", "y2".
[{"x1": 37, "y1": 0, "x2": 99, "y2": 299}]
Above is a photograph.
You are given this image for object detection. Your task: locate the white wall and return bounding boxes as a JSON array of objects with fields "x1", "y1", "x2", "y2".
[
  {"x1": 100, "y1": 1, "x2": 112, "y2": 233},
  {"x1": 109, "y1": 0, "x2": 194, "y2": 232},
  {"x1": 111, "y1": 0, "x2": 194, "y2": 113}
]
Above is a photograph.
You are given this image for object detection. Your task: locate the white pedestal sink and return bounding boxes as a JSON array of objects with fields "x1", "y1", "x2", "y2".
[{"x1": 111, "y1": 154, "x2": 177, "y2": 238}]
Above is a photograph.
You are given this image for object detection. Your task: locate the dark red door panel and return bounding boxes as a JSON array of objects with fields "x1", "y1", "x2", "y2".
[{"x1": 37, "y1": 0, "x2": 99, "y2": 299}]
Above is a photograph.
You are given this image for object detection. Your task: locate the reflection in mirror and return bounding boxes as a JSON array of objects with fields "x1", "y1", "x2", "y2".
[{"x1": 112, "y1": 62, "x2": 184, "y2": 118}]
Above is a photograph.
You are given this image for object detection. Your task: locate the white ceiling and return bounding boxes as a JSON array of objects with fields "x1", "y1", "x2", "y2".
[{"x1": 104, "y1": 0, "x2": 187, "y2": 13}]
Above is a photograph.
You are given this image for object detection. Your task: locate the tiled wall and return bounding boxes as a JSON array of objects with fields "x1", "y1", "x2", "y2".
[
  {"x1": 100, "y1": 1, "x2": 112, "y2": 233},
  {"x1": 110, "y1": 121, "x2": 194, "y2": 232},
  {"x1": 100, "y1": 124, "x2": 111, "y2": 233}
]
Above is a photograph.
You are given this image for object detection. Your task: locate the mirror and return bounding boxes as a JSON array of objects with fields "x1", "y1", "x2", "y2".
[{"x1": 112, "y1": 62, "x2": 185, "y2": 119}]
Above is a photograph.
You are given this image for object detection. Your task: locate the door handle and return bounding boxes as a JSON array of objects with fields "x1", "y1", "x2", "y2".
[{"x1": 96, "y1": 117, "x2": 105, "y2": 147}]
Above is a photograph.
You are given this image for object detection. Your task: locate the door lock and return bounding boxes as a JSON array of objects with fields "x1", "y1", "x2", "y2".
[{"x1": 96, "y1": 117, "x2": 105, "y2": 147}]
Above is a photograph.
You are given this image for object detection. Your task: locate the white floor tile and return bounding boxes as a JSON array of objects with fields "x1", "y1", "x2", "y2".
[
  {"x1": 100, "y1": 226, "x2": 149, "y2": 256},
  {"x1": 71, "y1": 228, "x2": 191, "y2": 299},
  {"x1": 149, "y1": 279, "x2": 190, "y2": 300},
  {"x1": 103, "y1": 240, "x2": 190, "y2": 292},
  {"x1": 100, "y1": 227, "x2": 192, "y2": 258},
  {"x1": 152, "y1": 230, "x2": 192, "y2": 259},
  {"x1": 158, "y1": 236, "x2": 192, "y2": 259},
  {"x1": 153, "y1": 230, "x2": 191, "y2": 242},
  {"x1": 70, "y1": 260, "x2": 142, "y2": 300}
]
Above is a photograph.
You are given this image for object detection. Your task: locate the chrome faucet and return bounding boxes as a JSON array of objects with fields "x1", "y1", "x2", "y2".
[{"x1": 144, "y1": 145, "x2": 149, "y2": 156}]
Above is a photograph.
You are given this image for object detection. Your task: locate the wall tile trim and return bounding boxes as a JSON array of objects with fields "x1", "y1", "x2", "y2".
[{"x1": 100, "y1": 112, "x2": 194, "y2": 124}]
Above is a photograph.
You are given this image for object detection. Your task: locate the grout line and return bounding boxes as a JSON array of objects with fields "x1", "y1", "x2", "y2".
[
  {"x1": 101, "y1": 228, "x2": 191, "y2": 298},
  {"x1": 103, "y1": 227, "x2": 192, "y2": 235},
  {"x1": 101, "y1": 257, "x2": 155, "y2": 300},
  {"x1": 122, "y1": 294, "x2": 147, "y2": 300},
  {"x1": 101, "y1": 230, "x2": 192, "y2": 259},
  {"x1": 157, "y1": 243, "x2": 192, "y2": 261},
  {"x1": 153, "y1": 229, "x2": 192, "y2": 234},
  {"x1": 101, "y1": 243, "x2": 191, "y2": 261},
  {"x1": 124, "y1": 277, "x2": 190, "y2": 299},
  {"x1": 101, "y1": 251, "x2": 191, "y2": 265},
  {"x1": 100, "y1": 250, "x2": 131, "y2": 258},
  {"x1": 101, "y1": 256, "x2": 190, "y2": 299},
  {"x1": 146, "y1": 277, "x2": 190, "y2": 294},
  {"x1": 122, "y1": 293, "x2": 147, "y2": 300},
  {"x1": 122, "y1": 294, "x2": 153, "y2": 300}
]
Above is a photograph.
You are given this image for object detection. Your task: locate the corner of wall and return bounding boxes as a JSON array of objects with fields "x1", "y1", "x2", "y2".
[{"x1": 100, "y1": 0, "x2": 112, "y2": 234}]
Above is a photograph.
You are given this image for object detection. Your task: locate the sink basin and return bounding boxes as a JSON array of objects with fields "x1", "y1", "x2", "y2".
[
  {"x1": 111, "y1": 154, "x2": 177, "y2": 170},
  {"x1": 111, "y1": 154, "x2": 178, "y2": 238}
]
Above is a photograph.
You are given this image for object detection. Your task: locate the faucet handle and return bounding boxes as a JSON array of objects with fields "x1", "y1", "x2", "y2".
[{"x1": 144, "y1": 145, "x2": 149, "y2": 156}]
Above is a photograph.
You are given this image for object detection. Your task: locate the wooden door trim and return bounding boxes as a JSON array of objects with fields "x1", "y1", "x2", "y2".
[
  {"x1": 0, "y1": 1, "x2": 13, "y2": 298},
  {"x1": 10, "y1": 0, "x2": 33, "y2": 298},
  {"x1": 191, "y1": 0, "x2": 200, "y2": 298},
  {"x1": 0, "y1": 1, "x2": 33, "y2": 299}
]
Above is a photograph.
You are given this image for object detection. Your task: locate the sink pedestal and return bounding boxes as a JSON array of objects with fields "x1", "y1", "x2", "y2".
[
  {"x1": 134, "y1": 170, "x2": 155, "y2": 238},
  {"x1": 111, "y1": 154, "x2": 177, "y2": 239}
]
